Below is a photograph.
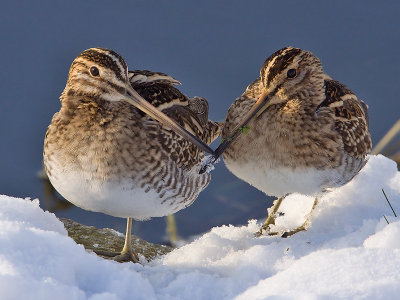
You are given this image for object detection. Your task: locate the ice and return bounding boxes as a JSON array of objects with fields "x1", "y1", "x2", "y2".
[{"x1": 199, "y1": 155, "x2": 220, "y2": 174}]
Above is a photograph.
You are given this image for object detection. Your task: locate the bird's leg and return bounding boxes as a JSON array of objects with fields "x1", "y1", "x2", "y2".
[
  {"x1": 255, "y1": 197, "x2": 284, "y2": 237},
  {"x1": 281, "y1": 197, "x2": 319, "y2": 238},
  {"x1": 166, "y1": 214, "x2": 178, "y2": 246},
  {"x1": 113, "y1": 217, "x2": 140, "y2": 262},
  {"x1": 94, "y1": 217, "x2": 139, "y2": 263}
]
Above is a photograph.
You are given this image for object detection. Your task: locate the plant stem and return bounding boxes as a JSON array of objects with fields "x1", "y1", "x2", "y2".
[{"x1": 382, "y1": 189, "x2": 397, "y2": 217}]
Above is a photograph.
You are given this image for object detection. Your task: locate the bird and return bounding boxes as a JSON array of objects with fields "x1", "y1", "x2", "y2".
[
  {"x1": 43, "y1": 48, "x2": 222, "y2": 262},
  {"x1": 214, "y1": 46, "x2": 372, "y2": 237}
]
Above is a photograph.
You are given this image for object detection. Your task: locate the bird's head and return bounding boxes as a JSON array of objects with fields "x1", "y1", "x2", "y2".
[
  {"x1": 64, "y1": 47, "x2": 133, "y2": 103},
  {"x1": 61, "y1": 47, "x2": 214, "y2": 155},
  {"x1": 227, "y1": 47, "x2": 326, "y2": 130},
  {"x1": 213, "y1": 47, "x2": 327, "y2": 159},
  {"x1": 64, "y1": 47, "x2": 177, "y2": 121},
  {"x1": 257, "y1": 47, "x2": 326, "y2": 110}
]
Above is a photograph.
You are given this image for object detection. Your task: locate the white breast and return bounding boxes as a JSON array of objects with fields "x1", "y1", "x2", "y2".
[
  {"x1": 225, "y1": 159, "x2": 343, "y2": 197},
  {"x1": 46, "y1": 161, "x2": 190, "y2": 220}
]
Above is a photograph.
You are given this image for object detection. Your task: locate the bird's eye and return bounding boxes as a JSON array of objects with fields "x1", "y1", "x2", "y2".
[
  {"x1": 90, "y1": 66, "x2": 100, "y2": 77},
  {"x1": 287, "y1": 69, "x2": 297, "y2": 79}
]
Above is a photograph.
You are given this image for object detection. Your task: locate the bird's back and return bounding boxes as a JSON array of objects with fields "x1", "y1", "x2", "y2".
[{"x1": 129, "y1": 70, "x2": 221, "y2": 168}]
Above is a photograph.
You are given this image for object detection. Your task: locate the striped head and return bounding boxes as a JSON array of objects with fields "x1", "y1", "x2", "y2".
[
  {"x1": 213, "y1": 47, "x2": 329, "y2": 158},
  {"x1": 259, "y1": 47, "x2": 326, "y2": 105},
  {"x1": 63, "y1": 48, "x2": 129, "y2": 102},
  {"x1": 60, "y1": 47, "x2": 215, "y2": 155}
]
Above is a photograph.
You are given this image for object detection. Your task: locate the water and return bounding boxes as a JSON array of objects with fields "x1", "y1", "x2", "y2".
[{"x1": 1, "y1": 1, "x2": 399, "y2": 244}]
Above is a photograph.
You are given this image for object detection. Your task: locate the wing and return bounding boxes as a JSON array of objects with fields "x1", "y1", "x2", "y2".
[
  {"x1": 188, "y1": 96, "x2": 222, "y2": 144},
  {"x1": 128, "y1": 70, "x2": 188, "y2": 111},
  {"x1": 317, "y1": 80, "x2": 372, "y2": 158},
  {"x1": 130, "y1": 70, "x2": 222, "y2": 167},
  {"x1": 162, "y1": 97, "x2": 222, "y2": 145},
  {"x1": 129, "y1": 70, "x2": 181, "y2": 85}
]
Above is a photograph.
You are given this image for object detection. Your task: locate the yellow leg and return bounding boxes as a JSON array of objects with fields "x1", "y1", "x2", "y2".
[
  {"x1": 255, "y1": 197, "x2": 284, "y2": 237},
  {"x1": 94, "y1": 217, "x2": 139, "y2": 263},
  {"x1": 281, "y1": 197, "x2": 319, "y2": 238},
  {"x1": 166, "y1": 214, "x2": 179, "y2": 246}
]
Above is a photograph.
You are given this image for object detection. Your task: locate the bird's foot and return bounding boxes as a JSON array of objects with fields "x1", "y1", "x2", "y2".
[
  {"x1": 255, "y1": 226, "x2": 307, "y2": 238},
  {"x1": 280, "y1": 218, "x2": 312, "y2": 238},
  {"x1": 93, "y1": 249, "x2": 139, "y2": 263},
  {"x1": 256, "y1": 197, "x2": 316, "y2": 238},
  {"x1": 255, "y1": 198, "x2": 284, "y2": 237},
  {"x1": 255, "y1": 223, "x2": 273, "y2": 237},
  {"x1": 256, "y1": 219, "x2": 309, "y2": 238},
  {"x1": 280, "y1": 200, "x2": 316, "y2": 238},
  {"x1": 255, "y1": 225, "x2": 283, "y2": 237},
  {"x1": 255, "y1": 212, "x2": 281, "y2": 237},
  {"x1": 280, "y1": 226, "x2": 307, "y2": 238},
  {"x1": 112, "y1": 251, "x2": 140, "y2": 263}
]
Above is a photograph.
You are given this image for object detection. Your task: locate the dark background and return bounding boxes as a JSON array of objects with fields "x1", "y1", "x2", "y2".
[{"x1": 1, "y1": 1, "x2": 399, "y2": 243}]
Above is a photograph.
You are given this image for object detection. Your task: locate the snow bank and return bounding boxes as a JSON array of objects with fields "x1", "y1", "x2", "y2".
[{"x1": 1, "y1": 155, "x2": 399, "y2": 299}]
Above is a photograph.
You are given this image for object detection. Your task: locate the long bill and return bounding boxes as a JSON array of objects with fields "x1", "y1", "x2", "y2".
[{"x1": 122, "y1": 84, "x2": 215, "y2": 155}]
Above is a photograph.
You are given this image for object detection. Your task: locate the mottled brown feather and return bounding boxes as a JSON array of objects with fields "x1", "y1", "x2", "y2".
[
  {"x1": 129, "y1": 71, "x2": 222, "y2": 169},
  {"x1": 222, "y1": 47, "x2": 372, "y2": 198},
  {"x1": 316, "y1": 80, "x2": 372, "y2": 158},
  {"x1": 44, "y1": 48, "x2": 222, "y2": 218}
]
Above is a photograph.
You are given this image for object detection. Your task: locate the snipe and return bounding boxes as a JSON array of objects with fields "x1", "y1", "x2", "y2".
[
  {"x1": 209, "y1": 47, "x2": 372, "y2": 237},
  {"x1": 44, "y1": 48, "x2": 222, "y2": 262}
]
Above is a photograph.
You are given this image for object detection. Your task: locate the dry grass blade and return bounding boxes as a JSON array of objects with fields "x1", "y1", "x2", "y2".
[
  {"x1": 383, "y1": 215, "x2": 390, "y2": 224},
  {"x1": 372, "y1": 119, "x2": 400, "y2": 161},
  {"x1": 382, "y1": 189, "x2": 397, "y2": 217}
]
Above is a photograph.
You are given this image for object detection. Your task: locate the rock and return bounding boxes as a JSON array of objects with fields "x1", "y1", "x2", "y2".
[{"x1": 60, "y1": 218, "x2": 173, "y2": 261}]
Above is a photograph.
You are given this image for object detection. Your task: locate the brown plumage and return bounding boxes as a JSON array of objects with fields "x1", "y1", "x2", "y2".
[
  {"x1": 43, "y1": 48, "x2": 221, "y2": 261},
  {"x1": 220, "y1": 47, "x2": 371, "y2": 236}
]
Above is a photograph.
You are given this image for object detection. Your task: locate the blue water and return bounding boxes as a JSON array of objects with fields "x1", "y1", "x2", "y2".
[{"x1": 1, "y1": 1, "x2": 399, "y2": 244}]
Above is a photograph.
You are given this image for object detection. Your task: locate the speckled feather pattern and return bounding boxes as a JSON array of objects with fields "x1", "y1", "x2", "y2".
[
  {"x1": 44, "y1": 49, "x2": 222, "y2": 219},
  {"x1": 222, "y1": 47, "x2": 371, "y2": 197}
]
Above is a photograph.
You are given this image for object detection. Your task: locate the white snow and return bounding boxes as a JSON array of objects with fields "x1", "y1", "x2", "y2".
[
  {"x1": 1, "y1": 155, "x2": 400, "y2": 299},
  {"x1": 200, "y1": 155, "x2": 220, "y2": 174}
]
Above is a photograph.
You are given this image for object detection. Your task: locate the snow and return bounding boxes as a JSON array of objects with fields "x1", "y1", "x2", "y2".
[
  {"x1": 200, "y1": 155, "x2": 220, "y2": 174},
  {"x1": 1, "y1": 155, "x2": 400, "y2": 299}
]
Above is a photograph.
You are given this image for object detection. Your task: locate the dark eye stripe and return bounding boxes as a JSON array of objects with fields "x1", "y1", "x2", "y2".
[
  {"x1": 66, "y1": 77, "x2": 125, "y2": 98},
  {"x1": 106, "y1": 80, "x2": 126, "y2": 94}
]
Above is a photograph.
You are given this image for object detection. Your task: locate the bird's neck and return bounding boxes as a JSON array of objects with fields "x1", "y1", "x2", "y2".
[{"x1": 59, "y1": 87, "x2": 109, "y2": 120}]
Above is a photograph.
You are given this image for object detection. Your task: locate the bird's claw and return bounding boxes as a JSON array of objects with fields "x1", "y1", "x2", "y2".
[{"x1": 93, "y1": 249, "x2": 139, "y2": 263}]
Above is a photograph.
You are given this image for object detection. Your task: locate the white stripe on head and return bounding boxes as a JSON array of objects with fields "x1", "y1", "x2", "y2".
[{"x1": 262, "y1": 47, "x2": 294, "y2": 78}]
